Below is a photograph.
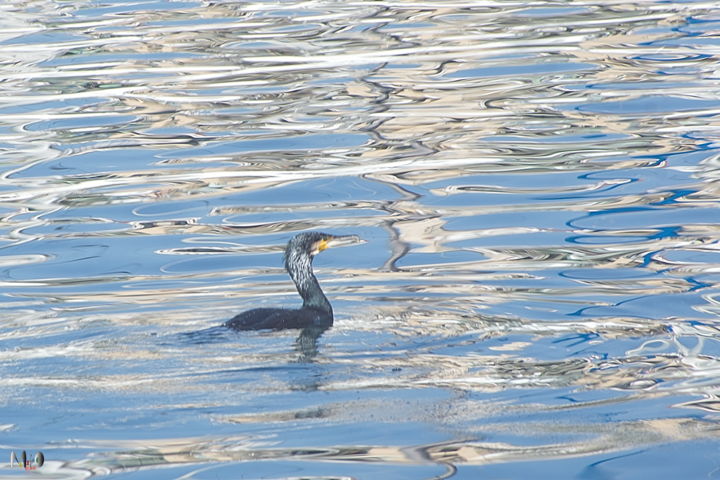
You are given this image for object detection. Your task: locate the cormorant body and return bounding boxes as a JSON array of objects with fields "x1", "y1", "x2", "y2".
[{"x1": 225, "y1": 232, "x2": 358, "y2": 331}]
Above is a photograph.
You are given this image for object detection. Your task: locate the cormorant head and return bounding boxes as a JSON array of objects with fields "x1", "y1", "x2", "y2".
[
  {"x1": 286, "y1": 232, "x2": 360, "y2": 260},
  {"x1": 282, "y1": 231, "x2": 362, "y2": 310}
]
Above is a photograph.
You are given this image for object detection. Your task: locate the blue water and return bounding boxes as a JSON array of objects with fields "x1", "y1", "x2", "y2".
[{"x1": 1, "y1": 1, "x2": 720, "y2": 479}]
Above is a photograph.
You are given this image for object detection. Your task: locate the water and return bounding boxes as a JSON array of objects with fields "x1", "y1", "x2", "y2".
[{"x1": 1, "y1": 1, "x2": 720, "y2": 478}]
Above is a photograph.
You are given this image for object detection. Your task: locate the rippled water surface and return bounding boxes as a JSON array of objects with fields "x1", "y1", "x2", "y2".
[{"x1": 2, "y1": 1, "x2": 720, "y2": 478}]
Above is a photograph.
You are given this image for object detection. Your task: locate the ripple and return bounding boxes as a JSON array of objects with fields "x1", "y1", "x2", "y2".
[{"x1": 1, "y1": 1, "x2": 720, "y2": 478}]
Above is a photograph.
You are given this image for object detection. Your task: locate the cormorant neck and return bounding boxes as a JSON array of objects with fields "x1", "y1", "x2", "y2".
[{"x1": 285, "y1": 249, "x2": 332, "y2": 313}]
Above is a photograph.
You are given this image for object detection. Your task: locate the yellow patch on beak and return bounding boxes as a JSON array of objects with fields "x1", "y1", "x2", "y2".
[{"x1": 316, "y1": 238, "x2": 330, "y2": 253}]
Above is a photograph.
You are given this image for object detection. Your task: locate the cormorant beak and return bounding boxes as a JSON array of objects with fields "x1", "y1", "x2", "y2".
[{"x1": 316, "y1": 234, "x2": 364, "y2": 254}]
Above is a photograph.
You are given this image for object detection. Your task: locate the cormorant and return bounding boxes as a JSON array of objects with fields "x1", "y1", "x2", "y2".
[{"x1": 225, "y1": 232, "x2": 359, "y2": 331}]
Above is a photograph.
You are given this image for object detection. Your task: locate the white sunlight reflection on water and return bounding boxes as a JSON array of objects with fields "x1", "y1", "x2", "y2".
[{"x1": 1, "y1": 1, "x2": 720, "y2": 479}]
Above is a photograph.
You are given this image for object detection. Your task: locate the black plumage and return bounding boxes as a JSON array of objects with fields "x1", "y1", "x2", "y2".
[{"x1": 225, "y1": 232, "x2": 358, "y2": 331}]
